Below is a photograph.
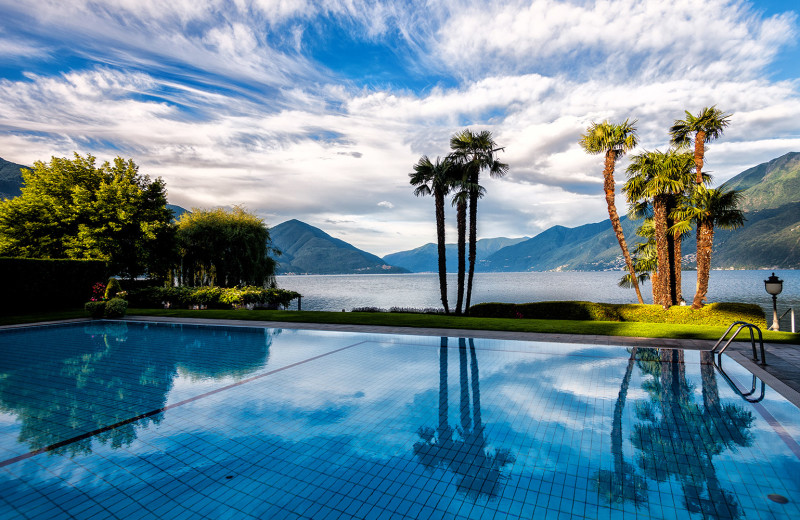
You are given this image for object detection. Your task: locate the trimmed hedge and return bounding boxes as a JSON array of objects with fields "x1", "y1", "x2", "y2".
[
  {"x1": 0, "y1": 257, "x2": 109, "y2": 314},
  {"x1": 128, "y1": 286, "x2": 301, "y2": 310},
  {"x1": 468, "y1": 301, "x2": 767, "y2": 328}
]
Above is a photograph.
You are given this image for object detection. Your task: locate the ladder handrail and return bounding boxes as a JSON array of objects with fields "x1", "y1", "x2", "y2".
[
  {"x1": 710, "y1": 320, "x2": 766, "y2": 366},
  {"x1": 778, "y1": 307, "x2": 795, "y2": 333}
]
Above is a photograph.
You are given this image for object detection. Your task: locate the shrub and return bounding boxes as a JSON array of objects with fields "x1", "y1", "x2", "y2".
[
  {"x1": 85, "y1": 301, "x2": 106, "y2": 319},
  {"x1": 127, "y1": 286, "x2": 300, "y2": 309},
  {"x1": 105, "y1": 278, "x2": 122, "y2": 299},
  {"x1": 104, "y1": 297, "x2": 128, "y2": 318},
  {"x1": 468, "y1": 301, "x2": 766, "y2": 327}
]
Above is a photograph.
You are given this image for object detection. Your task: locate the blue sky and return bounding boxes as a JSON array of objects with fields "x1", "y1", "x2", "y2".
[{"x1": 1, "y1": 0, "x2": 799, "y2": 255}]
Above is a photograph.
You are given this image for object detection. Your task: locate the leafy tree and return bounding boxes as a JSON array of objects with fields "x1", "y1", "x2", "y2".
[
  {"x1": 670, "y1": 106, "x2": 731, "y2": 184},
  {"x1": 672, "y1": 185, "x2": 745, "y2": 309},
  {"x1": 410, "y1": 156, "x2": 454, "y2": 314},
  {"x1": 176, "y1": 206, "x2": 278, "y2": 288},
  {"x1": 579, "y1": 120, "x2": 644, "y2": 304},
  {"x1": 624, "y1": 149, "x2": 696, "y2": 308},
  {"x1": 448, "y1": 130, "x2": 508, "y2": 314},
  {"x1": 0, "y1": 153, "x2": 175, "y2": 280}
]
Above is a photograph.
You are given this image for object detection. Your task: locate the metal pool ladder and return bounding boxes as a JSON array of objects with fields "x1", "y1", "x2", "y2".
[{"x1": 710, "y1": 321, "x2": 767, "y2": 366}]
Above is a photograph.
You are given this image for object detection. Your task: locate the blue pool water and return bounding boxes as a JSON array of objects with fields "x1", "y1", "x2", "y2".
[{"x1": 0, "y1": 321, "x2": 798, "y2": 519}]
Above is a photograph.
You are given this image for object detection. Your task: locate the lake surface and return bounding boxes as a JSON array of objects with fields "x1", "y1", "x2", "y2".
[{"x1": 277, "y1": 270, "x2": 800, "y2": 324}]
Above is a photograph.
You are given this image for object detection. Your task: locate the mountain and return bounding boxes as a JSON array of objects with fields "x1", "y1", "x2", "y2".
[
  {"x1": 271, "y1": 219, "x2": 408, "y2": 274},
  {"x1": 481, "y1": 151, "x2": 800, "y2": 271},
  {"x1": 167, "y1": 204, "x2": 189, "y2": 220},
  {"x1": 725, "y1": 151, "x2": 800, "y2": 210},
  {"x1": 481, "y1": 218, "x2": 640, "y2": 272},
  {"x1": 0, "y1": 157, "x2": 27, "y2": 200},
  {"x1": 383, "y1": 236, "x2": 528, "y2": 272}
]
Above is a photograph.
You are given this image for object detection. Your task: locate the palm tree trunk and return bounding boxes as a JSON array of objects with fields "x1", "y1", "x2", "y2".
[
  {"x1": 604, "y1": 151, "x2": 644, "y2": 304},
  {"x1": 694, "y1": 131, "x2": 706, "y2": 184},
  {"x1": 455, "y1": 199, "x2": 466, "y2": 315},
  {"x1": 435, "y1": 189, "x2": 449, "y2": 314},
  {"x1": 653, "y1": 196, "x2": 672, "y2": 309},
  {"x1": 465, "y1": 188, "x2": 478, "y2": 315},
  {"x1": 672, "y1": 222, "x2": 682, "y2": 303},
  {"x1": 692, "y1": 221, "x2": 714, "y2": 309}
]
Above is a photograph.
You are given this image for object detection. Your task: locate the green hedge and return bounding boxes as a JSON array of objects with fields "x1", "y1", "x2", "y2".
[
  {"x1": 0, "y1": 257, "x2": 109, "y2": 314},
  {"x1": 128, "y1": 286, "x2": 301, "y2": 310},
  {"x1": 468, "y1": 301, "x2": 767, "y2": 328}
]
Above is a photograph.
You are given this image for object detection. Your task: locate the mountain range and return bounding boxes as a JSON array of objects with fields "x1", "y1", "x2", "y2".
[
  {"x1": 2, "y1": 152, "x2": 798, "y2": 272},
  {"x1": 270, "y1": 219, "x2": 407, "y2": 274}
]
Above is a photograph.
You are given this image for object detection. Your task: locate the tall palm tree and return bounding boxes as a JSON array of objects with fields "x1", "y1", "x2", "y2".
[
  {"x1": 449, "y1": 166, "x2": 483, "y2": 315},
  {"x1": 672, "y1": 185, "x2": 745, "y2": 309},
  {"x1": 410, "y1": 156, "x2": 454, "y2": 314},
  {"x1": 579, "y1": 119, "x2": 644, "y2": 304},
  {"x1": 624, "y1": 150, "x2": 695, "y2": 308},
  {"x1": 449, "y1": 130, "x2": 508, "y2": 314},
  {"x1": 669, "y1": 106, "x2": 731, "y2": 185}
]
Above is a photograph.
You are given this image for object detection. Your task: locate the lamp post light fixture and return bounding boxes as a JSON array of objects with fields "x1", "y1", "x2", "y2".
[{"x1": 764, "y1": 272, "x2": 783, "y2": 331}]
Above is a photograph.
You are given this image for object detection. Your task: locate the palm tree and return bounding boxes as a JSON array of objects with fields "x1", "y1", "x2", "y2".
[
  {"x1": 624, "y1": 150, "x2": 695, "y2": 308},
  {"x1": 410, "y1": 156, "x2": 454, "y2": 314},
  {"x1": 669, "y1": 106, "x2": 731, "y2": 185},
  {"x1": 579, "y1": 120, "x2": 644, "y2": 304},
  {"x1": 449, "y1": 165, "x2": 483, "y2": 315},
  {"x1": 672, "y1": 185, "x2": 745, "y2": 309},
  {"x1": 618, "y1": 217, "x2": 657, "y2": 303},
  {"x1": 449, "y1": 130, "x2": 508, "y2": 314}
]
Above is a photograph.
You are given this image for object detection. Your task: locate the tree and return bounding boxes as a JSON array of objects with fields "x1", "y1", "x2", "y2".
[
  {"x1": 448, "y1": 130, "x2": 508, "y2": 314},
  {"x1": 672, "y1": 185, "x2": 745, "y2": 309},
  {"x1": 410, "y1": 156, "x2": 454, "y2": 314},
  {"x1": 624, "y1": 150, "x2": 696, "y2": 308},
  {"x1": 0, "y1": 153, "x2": 175, "y2": 280},
  {"x1": 579, "y1": 120, "x2": 644, "y2": 304},
  {"x1": 176, "y1": 206, "x2": 278, "y2": 287},
  {"x1": 669, "y1": 106, "x2": 731, "y2": 185},
  {"x1": 449, "y1": 164, "x2": 483, "y2": 315}
]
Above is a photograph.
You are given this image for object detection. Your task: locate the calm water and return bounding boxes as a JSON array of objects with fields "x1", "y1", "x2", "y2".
[
  {"x1": 0, "y1": 321, "x2": 798, "y2": 519},
  {"x1": 278, "y1": 270, "x2": 800, "y2": 320}
]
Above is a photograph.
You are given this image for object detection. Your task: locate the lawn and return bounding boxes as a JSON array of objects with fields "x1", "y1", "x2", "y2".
[{"x1": 2, "y1": 307, "x2": 797, "y2": 344}]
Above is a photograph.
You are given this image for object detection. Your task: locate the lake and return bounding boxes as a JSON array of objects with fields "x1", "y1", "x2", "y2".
[{"x1": 277, "y1": 270, "x2": 800, "y2": 326}]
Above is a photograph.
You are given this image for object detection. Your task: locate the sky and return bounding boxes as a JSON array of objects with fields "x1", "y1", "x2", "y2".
[{"x1": 1, "y1": 0, "x2": 799, "y2": 256}]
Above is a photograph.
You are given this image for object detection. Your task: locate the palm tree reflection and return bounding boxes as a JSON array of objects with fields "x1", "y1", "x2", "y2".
[
  {"x1": 413, "y1": 337, "x2": 515, "y2": 500},
  {"x1": 593, "y1": 347, "x2": 648, "y2": 507},
  {"x1": 631, "y1": 348, "x2": 754, "y2": 519}
]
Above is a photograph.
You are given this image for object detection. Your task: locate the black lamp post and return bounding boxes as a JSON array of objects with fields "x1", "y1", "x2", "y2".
[{"x1": 765, "y1": 272, "x2": 783, "y2": 331}]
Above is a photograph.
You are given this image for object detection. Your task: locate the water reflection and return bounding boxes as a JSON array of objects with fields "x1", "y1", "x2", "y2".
[
  {"x1": 0, "y1": 322, "x2": 276, "y2": 456},
  {"x1": 593, "y1": 347, "x2": 648, "y2": 507},
  {"x1": 631, "y1": 348, "x2": 755, "y2": 519},
  {"x1": 413, "y1": 338, "x2": 515, "y2": 500}
]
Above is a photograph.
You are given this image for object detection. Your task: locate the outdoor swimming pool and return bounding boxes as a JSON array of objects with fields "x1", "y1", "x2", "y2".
[{"x1": 0, "y1": 320, "x2": 798, "y2": 519}]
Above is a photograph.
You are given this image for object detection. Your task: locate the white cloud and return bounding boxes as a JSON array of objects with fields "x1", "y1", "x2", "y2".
[{"x1": 0, "y1": 0, "x2": 798, "y2": 256}]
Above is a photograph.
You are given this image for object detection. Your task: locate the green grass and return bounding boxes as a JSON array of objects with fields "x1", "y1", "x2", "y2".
[
  {"x1": 123, "y1": 308, "x2": 800, "y2": 344},
  {"x1": 3, "y1": 307, "x2": 797, "y2": 344},
  {"x1": 0, "y1": 309, "x2": 87, "y2": 326}
]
